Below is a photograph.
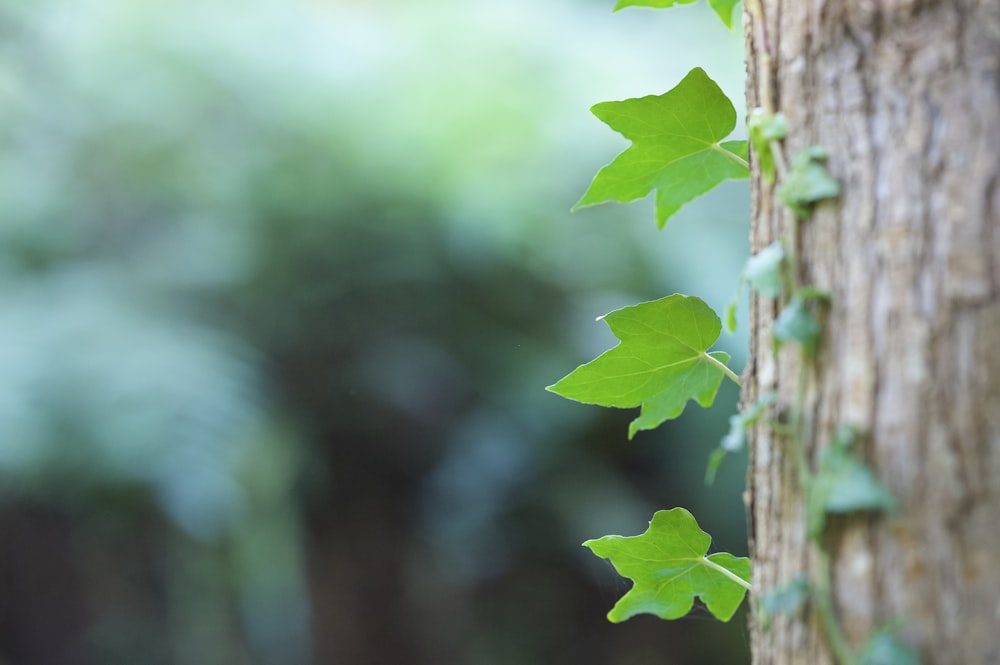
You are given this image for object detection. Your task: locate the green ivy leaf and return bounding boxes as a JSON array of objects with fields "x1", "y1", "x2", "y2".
[
  {"x1": 776, "y1": 146, "x2": 840, "y2": 218},
  {"x1": 773, "y1": 288, "x2": 829, "y2": 357},
  {"x1": 705, "y1": 447, "x2": 730, "y2": 485},
  {"x1": 758, "y1": 575, "x2": 809, "y2": 629},
  {"x1": 574, "y1": 68, "x2": 748, "y2": 228},
  {"x1": 547, "y1": 294, "x2": 737, "y2": 438},
  {"x1": 747, "y1": 109, "x2": 788, "y2": 183},
  {"x1": 724, "y1": 299, "x2": 739, "y2": 334},
  {"x1": 707, "y1": 392, "x2": 775, "y2": 484},
  {"x1": 858, "y1": 628, "x2": 922, "y2": 665},
  {"x1": 744, "y1": 241, "x2": 786, "y2": 298},
  {"x1": 808, "y1": 426, "x2": 897, "y2": 538},
  {"x1": 613, "y1": 0, "x2": 742, "y2": 28},
  {"x1": 584, "y1": 508, "x2": 751, "y2": 622},
  {"x1": 720, "y1": 392, "x2": 775, "y2": 453},
  {"x1": 773, "y1": 297, "x2": 822, "y2": 357},
  {"x1": 725, "y1": 241, "x2": 786, "y2": 334}
]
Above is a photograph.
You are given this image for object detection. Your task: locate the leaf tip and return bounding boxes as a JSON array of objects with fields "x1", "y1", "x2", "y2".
[{"x1": 571, "y1": 194, "x2": 593, "y2": 213}]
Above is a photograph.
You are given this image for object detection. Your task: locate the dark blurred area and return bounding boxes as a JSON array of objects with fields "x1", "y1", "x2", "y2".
[{"x1": 0, "y1": 1, "x2": 750, "y2": 663}]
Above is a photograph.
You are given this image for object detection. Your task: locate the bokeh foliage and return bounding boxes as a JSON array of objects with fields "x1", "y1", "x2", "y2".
[{"x1": 0, "y1": 1, "x2": 748, "y2": 663}]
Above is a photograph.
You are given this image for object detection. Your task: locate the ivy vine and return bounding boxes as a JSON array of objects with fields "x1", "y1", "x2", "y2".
[{"x1": 550, "y1": 2, "x2": 920, "y2": 663}]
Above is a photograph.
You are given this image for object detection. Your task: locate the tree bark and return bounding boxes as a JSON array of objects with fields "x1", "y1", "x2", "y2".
[{"x1": 745, "y1": 2, "x2": 1000, "y2": 664}]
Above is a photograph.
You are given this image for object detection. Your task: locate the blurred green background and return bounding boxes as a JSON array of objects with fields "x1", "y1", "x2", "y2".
[{"x1": 0, "y1": 1, "x2": 749, "y2": 663}]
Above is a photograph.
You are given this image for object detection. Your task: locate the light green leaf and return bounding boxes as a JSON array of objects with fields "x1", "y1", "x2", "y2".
[
  {"x1": 720, "y1": 413, "x2": 749, "y2": 454},
  {"x1": 724, "y1": 297, "x2": 739, "y2": 334},
  {"x1": 758, "y1": 575, "x2": 809, "y2": 629},
  {"x1": 773, "y1": 297, "x2": 821, "y2": 356},
  {"x1": 773, "y1": 288, "x2": 830, "y2": 357},
  {"x1": 745, "y1": 241, "x2": 785, "y2": 298},
  {"x1": 574, "y1": 68, "x2": 748, "y2": 228},
  {"x1": 776, "y1": 146, "x2": 840, "y2": 218},
  {"x1": 707, "y1": 0, "x2": 742, "y2": 28},
  {"x1": 547, "y1": 294, "x2": 738, "y2": 438},
  {"x1": 725, "y1": 241, "x2": 785, "y2": 334},
  {"x1": 584, "y1": 508, "x2": 751, "y2": 622},
  {"x1": 705, "y1": 447, "x2": 730, "y2": 486},
  {"x1": 613, "y1": 0, "x2": 742, "y2": 28},
  {"x1": 707, "y1": 392, "x2": 775, "y2": 484},
  {"x1": 808, "y1": 426, "x2": 897, "y2": 538},
  {"x1": 858, "y1": 628, "x2": 922, "y2": 665},
  {"x1": 626, "y1": 348, "x2": 730, "y2": 438},
  {"x1": 720, "y1": 392, "x2": 775, "y2": 452},
  {"x1": 747, "y1": 109, "x2": 788, "y2": 183}
]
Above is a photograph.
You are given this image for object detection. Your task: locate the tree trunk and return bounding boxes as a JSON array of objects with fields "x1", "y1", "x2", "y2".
[{"x1": 745, "y1": 2, "x2": 1000, "y2": 664}]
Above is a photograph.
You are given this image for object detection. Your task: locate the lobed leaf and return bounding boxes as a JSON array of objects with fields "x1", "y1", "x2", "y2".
[
  {"x1": 725, "y1": 241, "x2": 786, "y2": 334},
  {"x1": 720, "y1": 391, "x2": 776, "y2": 453},
  {"x1": 773, "y1": 287, "x2": 829, "y2": 357},
  {"x1": 707, "y1": 392, "x2": 776, "y2": 484},
  {"x1": 776, "y1": 145, "x2": 840, "y2": 218},
  {"x1": 744, "y1": 241, "x2": 786, "y2": 298},
  {"x1": 574, "y1": 68, "x2": 748, "y2": 228},
  {"x1": 807, "y1": 426, "x2": 897, "y2": 538},
  {"x1": 758, "y1": 575, "x2": 810, "y2": 629},
  {"x1": 773, "y1": 297, "x2": 822, "y2": 357},
  {"x1": 584, "y1": 508, "x2": 751, "y2": 622},
  {"x1": 547, "y1": 294, "x2": 737, "y2": 438}
]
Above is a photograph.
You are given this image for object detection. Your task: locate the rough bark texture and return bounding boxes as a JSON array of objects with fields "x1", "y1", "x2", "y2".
[{"x1": 745, "y1": 1, "x2": 1000, "y2": 664}]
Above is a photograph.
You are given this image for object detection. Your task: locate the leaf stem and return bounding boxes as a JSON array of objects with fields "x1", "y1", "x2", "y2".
[
  {"x1": 712, "y1": 143, "x2": 750, "y2": 171},
  {"x1": 704, "y1": 352, "x2": 741, "y2": 385},
  {"x1": 815, "y1": 549, "x2": 860, "y2": 665},
  {"x1": 790, "y1": 359, "x2": 812, "y2": 487},
  {"x1": 702, "y1": 557, "x2": 753, "y2": 592},
  {"x1": 769, "y1": 139, "x2": 789, "y2": 180}
]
